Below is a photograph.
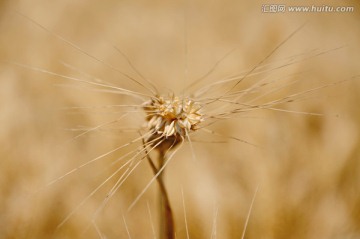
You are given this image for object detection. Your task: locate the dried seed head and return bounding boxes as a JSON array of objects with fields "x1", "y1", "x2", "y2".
[{"x1": 143, "y1": 95, "x2": 204, "y2": 151}]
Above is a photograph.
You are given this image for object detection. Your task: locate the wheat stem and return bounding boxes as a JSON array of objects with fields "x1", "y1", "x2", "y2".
[
  {"x1": 158, "y1": 150, "x2": 175, "y2": 239},
  {"x1": 143, "y1": 139, "x2": 175, "y2": 239}
]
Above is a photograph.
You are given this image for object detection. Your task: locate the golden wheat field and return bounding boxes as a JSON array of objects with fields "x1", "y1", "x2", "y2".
[{"x1": 1, "y1": 0, "x2": 360, "y2": 238}]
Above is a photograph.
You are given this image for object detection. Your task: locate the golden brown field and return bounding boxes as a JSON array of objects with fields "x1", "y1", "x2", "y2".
[{"x1": 1, "y1": 0, "x2": 360, "y2": 238}]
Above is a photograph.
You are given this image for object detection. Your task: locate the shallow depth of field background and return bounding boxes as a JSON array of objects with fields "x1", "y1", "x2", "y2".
[{"x1": 1, "y1": 0, "x2": 360, "y2": 238}]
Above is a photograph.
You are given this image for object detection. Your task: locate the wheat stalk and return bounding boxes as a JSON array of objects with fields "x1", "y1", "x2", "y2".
[{"x1": 2, "y1": 1, "x2": 359, "y2": 238}]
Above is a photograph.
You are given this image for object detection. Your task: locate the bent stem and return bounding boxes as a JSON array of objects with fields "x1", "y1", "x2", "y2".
[
  {"x1": 143, "y1": 140, "x2": 175, "y2": 239},
  {"x1": 157, "y1": 150, "x2": 175, "y2": 239}
]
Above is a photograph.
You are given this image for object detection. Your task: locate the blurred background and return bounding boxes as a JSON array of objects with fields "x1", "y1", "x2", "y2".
[{"x1": 1, "y1": 0, "x2": 360, "y2": 238}]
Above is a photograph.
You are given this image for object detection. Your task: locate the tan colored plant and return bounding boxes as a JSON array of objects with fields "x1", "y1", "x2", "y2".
[{"x1": 1, "y1": 1, "x2": 360, "y2": 238}]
